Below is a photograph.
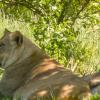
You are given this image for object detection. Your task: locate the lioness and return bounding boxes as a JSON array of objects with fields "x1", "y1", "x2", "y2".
[{"x1": 0, "y1": 29, "x2": 99, "y2": 100}]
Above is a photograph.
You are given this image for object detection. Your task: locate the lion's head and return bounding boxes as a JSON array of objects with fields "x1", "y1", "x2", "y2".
[
  {"x1": 0, "y1": 29, "x2": 23, "y2": 68},
  {"x1": 0, "y1": 29, "x2": 44, "y2": 70}
]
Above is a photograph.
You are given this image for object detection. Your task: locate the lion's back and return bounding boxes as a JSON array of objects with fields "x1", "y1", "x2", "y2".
[{"x1": 14, "y1": 67, "x2": 91, "y2": 100}]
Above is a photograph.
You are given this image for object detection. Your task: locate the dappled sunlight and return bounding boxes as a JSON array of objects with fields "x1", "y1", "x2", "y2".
[
  {"x1": 91, "y1": 79, "x2": 100, "y2": 86},
  {"x1": 29, "y1": 59, "x2": 63, "y2": 80},
  {"x1": 61, "y1": 85, "x2": 74, "y2": 93},
  {"x1": 58, "y1": 85, "x2": 74, "y2": 99},
  {"x1": 40, "y1": 71, "x2": 59, "y2": 80},
  {"x1": 37, "y1": 90, "x2": 48, "y2": 96},
  {"x1": 90, "y1": 72, "x2": 100, "y2": 87}
]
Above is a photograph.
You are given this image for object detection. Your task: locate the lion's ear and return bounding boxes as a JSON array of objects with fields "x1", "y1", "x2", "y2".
[
  {"x1": 10, "y1": 31, "x2": 23, "y2": 46},
  {"x1": 4, "y1": 28, "x2": 11, "y2": 35}
]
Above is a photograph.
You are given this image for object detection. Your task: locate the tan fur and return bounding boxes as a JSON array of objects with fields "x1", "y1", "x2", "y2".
[{"x1": 0, "y1": 29, "x2": 91, "y2": 100}]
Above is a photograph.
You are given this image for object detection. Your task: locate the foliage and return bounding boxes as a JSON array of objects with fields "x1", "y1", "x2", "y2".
[{"x1": 0, "y1": 0, "x2": 99, "y2": 24}]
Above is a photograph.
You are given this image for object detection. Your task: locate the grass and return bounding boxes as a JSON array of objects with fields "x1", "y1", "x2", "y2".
[
  {"x1": 90, "y1": 94, "x2": 100, "y2": 100},
  {"x1": 0, "y1": 94, "x2": 100, "y2": 100}
]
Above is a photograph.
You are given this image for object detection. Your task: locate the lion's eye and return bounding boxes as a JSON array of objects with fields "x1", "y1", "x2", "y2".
[{"x1": 0, "y1": 43, "x2": 5, "y2": 47}]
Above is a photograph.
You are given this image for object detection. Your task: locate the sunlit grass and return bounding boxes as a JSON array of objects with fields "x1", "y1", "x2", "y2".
[{"x1": 90, "y1": 94, "x2": 100, "y2": 100}]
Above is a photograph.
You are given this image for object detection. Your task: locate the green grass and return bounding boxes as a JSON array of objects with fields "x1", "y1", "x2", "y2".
[
  {"x1": 0, "y1": 95, "x2": 100, "y2": 100},
  {"x1": 90, "y1": 94, "x2": 100, "y2": 100}
]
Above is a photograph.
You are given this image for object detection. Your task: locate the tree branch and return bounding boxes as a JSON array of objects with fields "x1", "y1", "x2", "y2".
[
  {"x1": 72, "y1": 0, "x2": 91, "y2": 26},
  {"x1": 0, "y1": 0, "x2": 44, "y2": 16}
]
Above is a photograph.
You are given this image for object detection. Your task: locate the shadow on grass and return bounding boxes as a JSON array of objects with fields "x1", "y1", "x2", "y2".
[{"x1": 0, "y1": 93, "x2": 12, "y2": 100}]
